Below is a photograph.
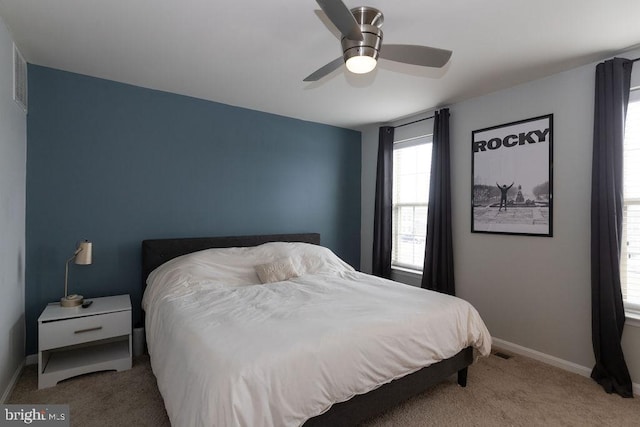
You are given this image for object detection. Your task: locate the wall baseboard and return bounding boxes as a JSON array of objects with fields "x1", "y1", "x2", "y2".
[
  {"x1": 25, "y1": 354, "x2": 37, "y2": 366},
  {"x1": 492, "y1": 337, "x2": 639, "y2": 397},
  {"x1": 1, "y1": 360, "x2": 24, "y2": 403}
]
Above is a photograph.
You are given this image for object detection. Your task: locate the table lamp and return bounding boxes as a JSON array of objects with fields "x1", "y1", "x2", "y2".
[{"x1": 61, "y1": 240, "x2": 92, "y2": 307}]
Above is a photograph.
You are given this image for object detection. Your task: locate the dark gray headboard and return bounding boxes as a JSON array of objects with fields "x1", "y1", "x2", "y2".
[{"x1": 141, "y1": 233, "x2": 321, "y2": 291}]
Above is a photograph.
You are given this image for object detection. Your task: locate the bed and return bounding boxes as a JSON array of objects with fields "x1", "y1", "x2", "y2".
[{"x1": 141, "y1": 233, "x2": 491, "y2": 426}]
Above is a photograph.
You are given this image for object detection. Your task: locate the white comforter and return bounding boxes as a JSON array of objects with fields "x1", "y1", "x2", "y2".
[{"x1": 143, "y1": 242, "x2": 491, "y2": 427}]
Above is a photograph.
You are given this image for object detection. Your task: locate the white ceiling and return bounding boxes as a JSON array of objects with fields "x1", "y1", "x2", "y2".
[{"x1": 1, "y1": 0, "x2": 640, "y2": 130}]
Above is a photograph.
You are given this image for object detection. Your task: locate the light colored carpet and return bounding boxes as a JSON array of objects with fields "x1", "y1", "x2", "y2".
[
  {"x1": 9, "y1": 355, "x2": 169, "y2": 427},
  {"x1": 8, "y1": 352, "x2": 639, "y2": 426}
]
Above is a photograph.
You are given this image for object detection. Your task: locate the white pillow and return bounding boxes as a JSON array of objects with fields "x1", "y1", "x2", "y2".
[
  {"x1": 255, "y1": 257, "x2": 300, "y2": 284},
  {"x1": 143, "y1": 242, "x2": 356, "y2": 312}
]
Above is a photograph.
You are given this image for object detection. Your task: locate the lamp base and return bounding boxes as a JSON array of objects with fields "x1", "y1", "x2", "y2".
[{"x1": 60, "y1": 294, "x2": 84, "y2": 307}]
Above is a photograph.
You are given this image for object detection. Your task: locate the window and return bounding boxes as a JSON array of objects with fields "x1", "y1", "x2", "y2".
[
  {"x1": 392, "y1": 135, "x2": 433, "y2": 271},
  {"x1": 622, "y1": 89, "x2": 640, "y2": 314}
]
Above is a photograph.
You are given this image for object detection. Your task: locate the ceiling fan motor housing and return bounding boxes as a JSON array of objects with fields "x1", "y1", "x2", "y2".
[{"x1": 342, "y1": 7, "x2": 383, "y2": 64}]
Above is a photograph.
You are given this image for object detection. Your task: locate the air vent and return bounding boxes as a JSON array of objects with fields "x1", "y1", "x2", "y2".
[
  {"x1": 493, "y1": 351, "x2": 512, "y2": 360},
  {"x1": 13, "y1": 43, "x2": 27, "y2": 112}
]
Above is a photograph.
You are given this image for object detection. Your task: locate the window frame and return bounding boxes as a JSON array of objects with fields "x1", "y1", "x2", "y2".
[
  {"x1": 391, "y1": 134, "x2": 433, "y2": 272},
  {"x1": 622, "y1": 88, "x2": 640, "y2": 322}
]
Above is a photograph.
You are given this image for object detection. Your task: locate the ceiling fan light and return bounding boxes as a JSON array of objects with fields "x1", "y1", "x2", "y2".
[{"x1": 345, "y1": 56, "x2": 377, "y2": 74}]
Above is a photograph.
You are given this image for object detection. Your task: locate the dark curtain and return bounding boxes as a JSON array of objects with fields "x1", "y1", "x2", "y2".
[
  {"x1": 590, "y1": 57, "x2": 634, "y2": 398},
  {"x1": 421, "y1": 108, "x2": 455, "y2": 295},
  {"x1": 372, "y1": 126, "x2": 394, "y2": 279}
]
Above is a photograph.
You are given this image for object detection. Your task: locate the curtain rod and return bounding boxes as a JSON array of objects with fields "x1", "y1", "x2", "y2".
[{"x1": 394, "y1": 115, "x2": 434, "y2": 129}]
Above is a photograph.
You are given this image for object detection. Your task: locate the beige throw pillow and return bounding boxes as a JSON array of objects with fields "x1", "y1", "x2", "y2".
[{"x1": 255, "y1": 257, "x2": 300, "y2": 284}]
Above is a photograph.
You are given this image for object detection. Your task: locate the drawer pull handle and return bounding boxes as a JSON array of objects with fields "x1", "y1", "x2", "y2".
[{"x1": 74, "y1": 326, "x2": 103, "y2": 334}]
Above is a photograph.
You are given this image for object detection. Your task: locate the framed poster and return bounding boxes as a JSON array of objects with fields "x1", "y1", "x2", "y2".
[{"x1": 471, "y1": 114, "x2": 553, "y2": 236}]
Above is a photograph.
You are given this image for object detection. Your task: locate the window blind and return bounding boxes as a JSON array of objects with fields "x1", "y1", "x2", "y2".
[
  {"x1": 622, "y1": 89, "x2": 640, "y2": 310},
  {"x1": 392, "y1": 135, "x2": 432, "y2": 270}
]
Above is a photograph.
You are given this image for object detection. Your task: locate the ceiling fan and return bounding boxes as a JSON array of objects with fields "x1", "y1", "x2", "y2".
[{"x1": 304, "y1": 0, "x2": 453, "y2": 82}]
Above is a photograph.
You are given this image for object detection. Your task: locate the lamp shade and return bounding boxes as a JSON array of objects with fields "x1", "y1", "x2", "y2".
[{"x1": 75, "y1": 241, "x2": 92, "y2": 265}]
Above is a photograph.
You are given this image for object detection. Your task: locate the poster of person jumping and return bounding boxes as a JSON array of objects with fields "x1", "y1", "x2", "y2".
[{"x1": 471, "y1": 114, "x2": 553, "y2": 236}]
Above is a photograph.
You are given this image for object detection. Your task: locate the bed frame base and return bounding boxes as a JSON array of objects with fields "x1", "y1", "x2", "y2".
[
  {"x1": 458, "y1": 366, "x2": 468, "y2": 387},
  {"x1": 303, "y1": 346, "x2": 473, "y2": 427}
]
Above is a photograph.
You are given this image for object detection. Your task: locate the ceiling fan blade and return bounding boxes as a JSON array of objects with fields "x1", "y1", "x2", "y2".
[
  {"x1": 380, "y1": 44, "x2": 453, "y2": 68},
  {"x1": 316, "y1": 0, "x2": 363, "y2": 41},
  {"x1": 303, "y1": 57, "x2": 344, "y2": 82}
]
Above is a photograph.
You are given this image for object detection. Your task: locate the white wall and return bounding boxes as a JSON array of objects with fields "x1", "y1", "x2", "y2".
[
  {"x1": 360, "y1": 51, "x2": 640, "y2": 384},
  {"x1": 0, "y1": 15, "x2": 26, "y2": 401}
]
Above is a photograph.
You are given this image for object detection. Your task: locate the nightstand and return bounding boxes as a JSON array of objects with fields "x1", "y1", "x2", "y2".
[{"x1": 37, "y1": 294, "x2": 132, "y2": 389}]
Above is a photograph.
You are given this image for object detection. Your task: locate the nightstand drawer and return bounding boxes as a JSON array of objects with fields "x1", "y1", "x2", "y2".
[{"x1": 39, "y1": 311, "x2": 130, "y2": 351}]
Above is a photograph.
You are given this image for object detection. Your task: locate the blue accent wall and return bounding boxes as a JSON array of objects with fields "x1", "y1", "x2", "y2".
[{"x1": 26, "y1": 65, "x2": 361, "y2": 354}]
